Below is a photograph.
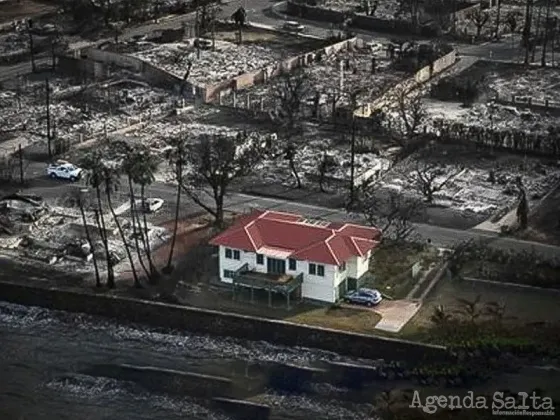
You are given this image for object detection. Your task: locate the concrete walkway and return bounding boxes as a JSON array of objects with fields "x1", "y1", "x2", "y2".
[{"x1": 373, "y1": 299, "x2": 421, "y2": 333}]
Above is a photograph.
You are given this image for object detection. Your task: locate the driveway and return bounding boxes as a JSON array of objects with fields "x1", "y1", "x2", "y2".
[
  {"x1": 373, "y1": 300, "x2": 421, "y2": 333},
  {"x1": 340, "y1": 299, "x2": 421, "y2": 333}
]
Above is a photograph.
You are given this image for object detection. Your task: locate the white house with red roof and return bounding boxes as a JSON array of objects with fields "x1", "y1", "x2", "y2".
[{"x1": 209, "y1": 210, "x2": 382, "y2": 304}]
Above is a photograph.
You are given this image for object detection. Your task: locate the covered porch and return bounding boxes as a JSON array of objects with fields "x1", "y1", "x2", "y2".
[{"x1": 232, "y1": 263, "x2": 304, "y2": 309}]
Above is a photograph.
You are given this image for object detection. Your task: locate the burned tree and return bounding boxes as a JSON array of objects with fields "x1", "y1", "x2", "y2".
[
  {"x1": 406, "y1": 162, "x2": 462, "y2": 203},
  {"x1": 172, "y1": 132, "x2": 267, "y2": 227},
  {"x1": 516, "y1": 177, "x2": 529, "y2": 229},
  {"x1": 317, "y1": 153, "x2": 338, "y2": 193},
  {"x1": 284, "y1": 143, "x2": 302, "y2": 189},
  {"x1": 396, "y1": 0, "x2": 421, "y2": 28},
  {"x1": 505, "y1": 11, "x2": 522, "y2": 51},
  {"x1": 396, "y1": 87, "x2": 427, "y2": 139},
  {"x1": 466, "y1": 8, "x2": 490, "y2": 38},
  {"x1": 231, "y1": 6, "x2": 246, "y2": 44},
  {"x1": 357, "y1": 180, "x2": 420, "y2": 243},
  {"x1": 273, "y1": 69, "x2": 312, "y2": 134}
]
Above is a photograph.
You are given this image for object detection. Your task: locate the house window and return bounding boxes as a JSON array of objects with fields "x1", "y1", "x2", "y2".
[
  {"x1": 256, "y1": 254, "x2": 264, "y2": 265},
  {"x1": 309, "y1": 263, "x2": 316, "y2": 275},
  {"x1": 233, "y1": 250, "x2": 240, "y2": 260},
  {"x1": 338, "y1": 262, "x2": 346, "y2": 272},
  {"x1": 317, "y1": 265, "x2": 325, "y2": 277},
  {"x1": 223, "y1": 269, "x2": 236, "y2": 279},
  {"x1": 289, "y1": 258, "x2": 296, "y2": 270},
  {"x1": 225, "y1": 248, "x2": 232, "y2": 259}
]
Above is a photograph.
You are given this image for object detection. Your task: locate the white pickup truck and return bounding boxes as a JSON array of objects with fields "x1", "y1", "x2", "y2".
[{"x1": 46, "y1": 161, "x2": 83, "y2": 182}]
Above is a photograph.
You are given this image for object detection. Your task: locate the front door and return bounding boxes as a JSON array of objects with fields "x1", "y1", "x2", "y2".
[{"x1": 267, "y1": 258, "x2": 286, "y2": 275}]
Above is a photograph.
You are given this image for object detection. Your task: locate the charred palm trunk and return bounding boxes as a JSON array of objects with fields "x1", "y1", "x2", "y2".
[
  {"x1": 106, "y1": 182, "x2": 139, "y2": 287},
  {"x1": 166, "y1": 162, "x2": 182, "y2": 272},
  {"x1": 96, "y1": 187, "x2": 114, "y2": 288},
  {"x1": 79, "y1": 198, "x2": 101, "y2": 288},
  {"x1": 128, "y1": 176, "x2": 149, "y2": 279},
  {"x1": 141, "y1": 184, "x2": 158, "y2": 283}
]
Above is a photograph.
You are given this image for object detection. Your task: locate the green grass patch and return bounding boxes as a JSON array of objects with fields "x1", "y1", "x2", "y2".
[
  {"x1": 365, "y1": 243, "x2": 440, "y2": 299},
  {"x1": 285, "y1": 305, "x2": 382, "y2": 334}
]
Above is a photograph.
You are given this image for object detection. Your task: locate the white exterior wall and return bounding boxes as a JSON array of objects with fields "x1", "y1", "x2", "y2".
[
  {"x1": 217, "y1": 246, "x2": 260, "y2": 283},
  {"x1": 356, "y1": 250, "x2": 371, "y2": 278},
  {"x1": 216, "y1": 245, "x2": 370, "y2": 303},
  {"x1": 301, "y1": 262, "x2": 337, "y2": 303},
  {"x1": 347, "y1": 256, "x2": 359, "y2": 279}
]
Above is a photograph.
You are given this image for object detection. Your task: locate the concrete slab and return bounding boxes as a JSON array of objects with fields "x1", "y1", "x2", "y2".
[{"x1": 373, "y1": 299, "x2": 421, "y2": 333}]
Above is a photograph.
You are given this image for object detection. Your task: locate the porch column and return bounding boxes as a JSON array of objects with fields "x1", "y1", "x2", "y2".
[{"x1": 268, "y1": 288, "x2": 272, "y2": 307}]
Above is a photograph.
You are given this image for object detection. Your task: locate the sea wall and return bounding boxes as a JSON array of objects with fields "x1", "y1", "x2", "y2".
[{"x1": 0, "y1": 280, "x2": 449, "y2": 362}]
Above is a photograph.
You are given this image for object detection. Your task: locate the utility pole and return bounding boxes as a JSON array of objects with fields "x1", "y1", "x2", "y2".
[
  {"x1": 27, "y1": 19, "x2": 36, "y2": 72},
  {"x1": 494, "y1": 0, "x2": 501, "y2": 39},
  {"x1": 46, "y1": 77, "x2": 52, "y2": 159},
  {"x1": 18, "y1": 144, "x2": 24, "y2": 184},
  {"x1": 50, "y1": 37, "x2": 56, "y2": 71},
  {"x1": 195, "y1": 6, "x2": 201, "y2": 59},
  {"x1": 349, "y1": 118, "x2": 356, "y2": 207}
]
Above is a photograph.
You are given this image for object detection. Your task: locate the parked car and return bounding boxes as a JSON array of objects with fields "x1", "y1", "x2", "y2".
[
  {"x1": 344, "y1": 288, "x2": 382, "y2": 306},
  {"x1": 282, "y1": 21, "x2": 305, "y2": 32},
  {"x1": 137, "y1": 198, "x2": 164, "y2": 213},
  {"x1": 46, "y1": 161, "x2": 83, "y2": 182}
]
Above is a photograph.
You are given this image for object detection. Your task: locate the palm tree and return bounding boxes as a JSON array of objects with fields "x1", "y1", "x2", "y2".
[
  {"x1": 101, "y1": 161, "x2": 140, "y2": 288},
  {"x1": 165, "y1": 136, "x2": 188, "y2": 274},
  {"x1": 75, "y1": 188, "x2": 101, "y2": 288},
  {"x1": 455, "y1": 294, "x2": 483, "y2": 324},
  {"x1": 80, "y1": 151, "x2": 114, "y2": 288},
  {"x1": 431, "y1": 304, "x2": 452, "y2": 325},
  {"x1": 121, "y1": 145, "x2": 150, "y2": 281},
  {"x1": 128, "y1": 147, "x2": 159, "y2": 283}
]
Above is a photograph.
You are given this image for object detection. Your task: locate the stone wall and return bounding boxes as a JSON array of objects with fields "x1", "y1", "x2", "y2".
[
  {"x1": 0, "y1": 280, "x2": 449, "y2": 363},
  {"x1": 362, "y1": 49, "x2": 457, "y2": 116}
]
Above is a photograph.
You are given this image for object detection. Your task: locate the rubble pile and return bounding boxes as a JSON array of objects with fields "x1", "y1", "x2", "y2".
[
  {"x1": 221, "y1": 44, "x2": 406, "y2": 116},
  {"x1": 486, "y1": 68, "x2": 560, "y2": 104},
  {"x1": 381, "y1": 155, "x2": 560, "y2": 215},
  {"x1": 130, "y1": 40, "x2": 282, "y2": 85},
  {"x1": 0, "y1": 31, "x2": 28, "y2": 56},
  {"x1": 0, "y1": 75, "x2": 175, "y2": 154},
  {"x1": 0, "y1": 193, "x2": 169, "y2": 272},
  {"x1": 321, "y1": 0, "x2": 406, "y2": 19},
  {"x1": 421, "y1": 100, "x2": 560, "y2": 134},
  {"x1": 253, "y1": 127, "x2": 391, "y2": 186}
]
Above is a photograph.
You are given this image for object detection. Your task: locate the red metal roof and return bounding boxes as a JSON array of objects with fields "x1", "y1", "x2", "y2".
[{"x1": 210, "y1": 210, "x2": 382, "y2": 266}]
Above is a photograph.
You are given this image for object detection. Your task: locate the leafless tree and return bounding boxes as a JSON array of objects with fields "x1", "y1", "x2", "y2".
[
  {"x1": 357, "y1": 180, "x2": 420, "y2": 242},
  {"x1": 284, "y1": 142, "x2": 302, "y2": 189},
  {"x1": 505, "y1": 11, "x2": 522, "y2": 51},
  {"x1": 396, "y1": 0, "x2": 421, "y2": 27},
  {"x1": 406, "y1": 162, "x2": 462, "y2": 203},
  {"x1": 522, "y1": 0, "x2": 535, "y2": 64},
  {"x1": 172, "y1": 132, "x2": 267, "y2": 227},
  {"x1": 273, "y1": 69, "x2": 312, "y2": 134},
  {"x1": 396, "y1": 87, "x2": 426, "y2": 139},
  {"x1": 317, "y1": 153, "x2": 338, "y2": 192},
  {"x1": 466, "y1": 8, "x2": 490, "y2": 38},
  {"x1": 516, "y1": 177, "x2": 529, "y2": 229}
]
